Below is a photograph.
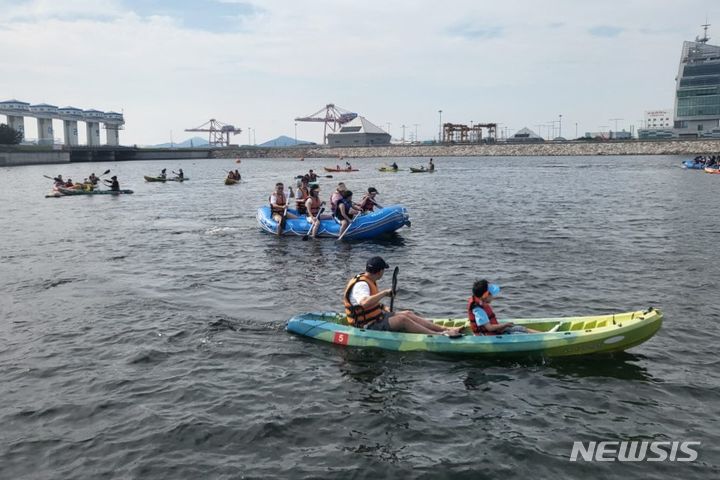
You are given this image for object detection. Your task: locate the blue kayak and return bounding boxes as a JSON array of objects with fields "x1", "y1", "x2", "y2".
[
  {"x1": 683, "y1": 160, "x2": 706, "y2": 169},
  {"x1": 256, "y1": 204, "x2": 410, "y2": 240}
]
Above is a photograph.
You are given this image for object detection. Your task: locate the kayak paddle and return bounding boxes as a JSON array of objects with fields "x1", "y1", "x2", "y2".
[
  {"x1": 390, "y1": 266, "x2": 399, "y2": 312},
  {"x1": 302, "y1": 207, "x2": 324, "y2": 241}
]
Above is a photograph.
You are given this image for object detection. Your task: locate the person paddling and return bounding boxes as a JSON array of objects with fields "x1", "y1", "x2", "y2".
[
  {"x1": 269, "y1": 182, "x2": 296, "y2": 235},
  {"x1": 104, "y1": 175, "x2": 120, "y2": 192},
  {"x1": 358, "y1": 187, "x2": 382, "y2": 212},
  {"x1": 234, "y1": 169, "x2": 241, "y2": 180},
  {"x1": 391, "y1": 162, "x2": 398, "y2": 170},
  {"x1": 335, "y1": 190, "x2": 360, "y2": 240},
  {"x1": 428, "y1": 158, "x2": 435, "y2": 171},
  {"x1": 88, "y1": 173, "x2": 99, "y2": 185},
  {"x1": 305, "y1": 185, "x2": 328, "y2": 239},
  {"x1": 343, "y1": 257, "x2": 462, "y2": 335},
  {"x1": 160, "y1": 168, "x2": 167, "y2": 179},
  {"x1": 467, "y1": 280, "x2": 540, "y2": 335},
  {"x1": 176, "y1": 168, "x2": 184, "y2": 180}
]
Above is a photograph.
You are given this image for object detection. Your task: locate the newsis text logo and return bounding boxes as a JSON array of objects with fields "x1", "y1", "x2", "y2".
[{"x1": 570, "y1": 441, "x2": 700, "y2": 462}]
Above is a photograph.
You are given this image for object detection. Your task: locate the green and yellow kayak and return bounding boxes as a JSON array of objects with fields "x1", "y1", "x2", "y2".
[
  {"x1": 286, "y1": 308, "x2": 662, "y2": 357},
  {"x1": 379, "y1": 166, "x2": 399, "y2": 172}
]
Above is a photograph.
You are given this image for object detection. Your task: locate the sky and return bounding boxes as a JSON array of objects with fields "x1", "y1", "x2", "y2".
[{"x1": 0, "y1": 0, "x2": 718, "y2": 145}]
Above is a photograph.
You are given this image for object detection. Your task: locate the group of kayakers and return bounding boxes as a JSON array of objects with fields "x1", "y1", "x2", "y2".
[
  {"x1": 692, "y1": 155, "x2": 718, "y2": 167},
  {"x1": 158, "y1": 168, "x2": 184, "y2": 180},
  {"x1": 226, "y1": 169, "x2": 242, "y2": 181},
  {"x1": 269, "y1": 179, "x2": 383, "y2": 238},
  {"x1": 343, "y1": 256, "x2": 548, "y2": 337},
  {"x1": 51, "y1": 173, "x2": 120, "y2": 191}
]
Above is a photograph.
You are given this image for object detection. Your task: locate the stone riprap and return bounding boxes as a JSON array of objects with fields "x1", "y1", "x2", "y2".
[{"x1": 214, "y1": 139, "x2": 720, "y2": 159}]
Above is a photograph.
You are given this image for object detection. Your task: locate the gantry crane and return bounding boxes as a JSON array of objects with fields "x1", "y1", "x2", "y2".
[
  {"x1": 185, "y1": 119, "x2": 241, "y2": 147},
  {"x1": 294, "y1": 104, "x2": 357, "y2": 144}
]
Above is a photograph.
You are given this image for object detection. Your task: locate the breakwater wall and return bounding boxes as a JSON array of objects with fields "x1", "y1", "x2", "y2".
[
  {"x1": 214, "y1": 139, "x2": 720, "y2": 159},
  {"x1": 0, "y1": 150, "x2": 70, "y2": 166}
]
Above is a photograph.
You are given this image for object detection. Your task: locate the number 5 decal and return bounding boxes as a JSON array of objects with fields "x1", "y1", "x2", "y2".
[{"x1": 333, "y1": 332, "x2": 349, "y2": 345}]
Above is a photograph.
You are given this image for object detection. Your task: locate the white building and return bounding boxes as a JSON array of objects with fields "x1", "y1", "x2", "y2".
[{"x1": 644, "y1": 109, "x2": 673, "y2": 129}]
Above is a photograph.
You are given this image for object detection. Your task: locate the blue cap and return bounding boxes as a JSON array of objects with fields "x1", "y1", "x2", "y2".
[{"x1": 488, "y1": 284, "x2": 501, "y2": 296}]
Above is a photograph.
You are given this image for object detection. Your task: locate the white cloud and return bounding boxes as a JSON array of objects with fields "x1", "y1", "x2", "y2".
[{"x1": 0, "y1": 0, "x2": 718, "y2": 144}]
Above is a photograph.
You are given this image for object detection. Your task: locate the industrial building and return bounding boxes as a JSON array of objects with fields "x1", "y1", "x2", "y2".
[
  {"x1": 0, "y1": 99, "x2": 124, "y2": 146},
  {"x1": 507, "y1": 127, "x2": 544, "y2": 143},
  {"x1": 326, "y1": 116, "x2": 391, "y2": 146},
  {"x1": 673, "y1": 25, "x2": 720, "y2": 137}
]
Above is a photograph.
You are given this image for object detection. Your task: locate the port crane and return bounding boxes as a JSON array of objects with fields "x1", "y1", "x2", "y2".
[
  {"x1": 185, "y1": 119, "x2": 241, "y2": 147},
  {"x1": 295, "y1": 104, "x2": 357, "y2": 144}
]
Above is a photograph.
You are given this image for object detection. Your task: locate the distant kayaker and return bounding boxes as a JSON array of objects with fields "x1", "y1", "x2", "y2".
[
  {"x1": 358, "y1": 187, "x2": 382, "y2": 212},
  {"x1": 65, "y1": 178, "x2": 74, "y2": 188},
  {"x1": 343, "y1": 256, "x2": 462, "y2": 335},
  {"x1": 88, "y1": 173, "x2": 99, "y2": 185},
  {"x1": 104, "y1": 175, "x2": 120, "y2": 192},
  {"x1": 176, "y1": 168, "x2": 184, "y2": 179},
  {"x1": 468, "y1": 280, "x2": 540, "y2": 335},
  {"x1": 270, "y1": 182, "x2": 297, "y2": 235},
  {"x1": 428, "y1": 158, "x2": 435, "y2": 171},
  {"x1": 329, "y1": 182, "x2": 347, "y2": 214},
  {"x1": 234, "y1": 169, "x2": 241, "y2": 180},
  {"x1": 160, "y1": 168, "x2": 167, "y2": 179},
  {"x1": 308, "y1": 169, "x2": 318, "y2": 182},
  {"x1": 391, "y1": 162, "x2": 398, "y2": 170},
  {"x1": 53, "y1": 175, "x2": 64, "y2": 186},
  {"x1": 345, "y1": 161, "x2": 352, "y2": 170}
]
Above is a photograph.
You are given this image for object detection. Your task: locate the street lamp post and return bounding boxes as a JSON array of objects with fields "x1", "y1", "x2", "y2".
[
  {"x1": 248, "y1": 127, "x2": 251, "y2": 146},
  {"x1": 438, "y1": 110, "x2": 443, "y2": 143},
  {"x1": 559, "y1": 114, "x2": 562, "y2": 138},
  {"x1": 575, "y1": 122, "x2": 578, "y2": 139},
  {"x1": 386, "y1": 122, "x2": 391, "y2": 136},
  {"x1": 413, "y1": 123, "x2": 419, "y2": 143},
  {"x1": 294, "y1": 122, "x2": 298, "y2": 145},
  {"x1": 401, "y1": 124, "x2": 406, "y2": 143}
]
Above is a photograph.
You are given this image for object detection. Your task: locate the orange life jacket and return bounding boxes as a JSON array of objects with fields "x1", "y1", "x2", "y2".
[
  {"x1": 467, "y1": 296, "x2": 498, "y2": 335},
  {"x1": 343, "y1": 274, "x2": 384, "y2": 328},
  {"x1": 307, "y1": 195, "x2": 322, "y2": 215},
  {"x1": 270, "y1": 192, "x2": 286, "y2": 214}
]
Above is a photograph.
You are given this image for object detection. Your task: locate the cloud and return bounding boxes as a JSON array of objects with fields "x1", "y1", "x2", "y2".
[
  {"x1": 124, "y1": 0, "x2": 264, "y2": 33},
  {"x1": 589, "y1": 25, "x2": 624, "y2": 38},
  {"x1": 447, "y1": 22, "x2": 504, "y2": 39}
]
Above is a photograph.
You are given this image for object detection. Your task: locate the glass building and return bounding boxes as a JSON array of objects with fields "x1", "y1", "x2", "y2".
[{"x1": 674, "y1": 28, "x2": 720, "y2": 137}]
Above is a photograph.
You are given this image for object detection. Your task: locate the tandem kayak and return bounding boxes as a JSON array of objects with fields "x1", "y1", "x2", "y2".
[
  {"x1": 286, "y1": 308, "x2": 663, "y2": 357},
  {"x1": 225, "y1": 178, "x2": 239, "y2": 185},
  {"x1": 409, "y1": 167, "x2": 434, "y2": 173},
  {"x1": 144, "y1": 176, "x2": 189, "y2": 182},
  {"x1": 256, "y1": 204, "x2": 410, "y2": 240},
  {"x1": 323, "y1": 167, "x2": 358, "y2": 172},
  {"x1": 46, "y1": 187, "x2": 134, "y2": 197},
  {"x1": 682, "y1": 160, "x2": 706, "y2": 169},
  {"x1": 379, "y1": 166, "x2": 399, "y2": 172}
]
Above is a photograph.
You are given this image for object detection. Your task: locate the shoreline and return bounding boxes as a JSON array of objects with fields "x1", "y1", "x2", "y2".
[{"x1": 2, "y1": 139, "x2": 719, "y2": 166}]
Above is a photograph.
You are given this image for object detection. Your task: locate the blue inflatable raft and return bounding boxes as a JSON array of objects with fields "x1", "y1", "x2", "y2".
[
  {"x1": 683, "y1": 160, "x2": 706, "y2": 169},
  {"x1": 256, "y1": 204, "x2": 410, "y2": 240}
]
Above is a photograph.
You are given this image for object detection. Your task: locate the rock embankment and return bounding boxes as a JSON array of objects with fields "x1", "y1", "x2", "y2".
[{"x1": 214, "y1": 139, "x2": 720, "y2": 159}]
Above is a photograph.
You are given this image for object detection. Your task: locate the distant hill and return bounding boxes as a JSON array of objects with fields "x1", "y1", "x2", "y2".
[
  {"x1": 151, "y1": 136, "x2": 209, "y2": 148},
  {"x1": 258, "y1": 135, "x2": 314, "y2": 147}
]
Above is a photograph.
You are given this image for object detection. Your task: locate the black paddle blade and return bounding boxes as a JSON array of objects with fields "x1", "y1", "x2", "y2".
[
  {"x1": 390, "y1": 266, "x2": 399, "y2": 312},
  {"x1": 102, "y1": 169, "x2": 111, "y2": 175}
]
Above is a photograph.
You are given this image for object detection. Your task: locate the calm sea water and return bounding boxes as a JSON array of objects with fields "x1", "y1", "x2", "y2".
[{"x1": 1, "y1": 155, "x2": 718, "y2": 479}]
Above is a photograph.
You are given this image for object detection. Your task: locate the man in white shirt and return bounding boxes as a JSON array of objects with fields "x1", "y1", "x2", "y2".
[{"x1": 343, "y1": 256, "x2": 462, "y2": 336}]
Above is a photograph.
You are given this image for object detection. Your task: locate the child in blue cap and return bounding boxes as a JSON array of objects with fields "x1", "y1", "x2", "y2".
[{"x1": 467, "y1": 279, "x2": 539, "y2": 335}]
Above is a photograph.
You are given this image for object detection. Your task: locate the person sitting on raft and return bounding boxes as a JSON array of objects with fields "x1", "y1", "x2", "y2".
[
  {"x1": 329, "y1": 182, "x2": 347, "y2": 215},
  {"x1": 103, "y1": 175, "x2": 120, "y2": 192},
  {"x1": 335, "y1": 190, "x2": 360, "y2": 239},
  {"x1": 160, "y1": 168, "x2": 167, "y2": 179},
  {"x1": 269, "y1": 182, "x2": 296, "y2": 235},
  {"x1": 358, "y1": 187, "x2": 382, "y2": 212},
  {"x1": 305, "y1": 185, "x2": 330, "y2": 239},
  {"x1": 468, "y1": 280, "x2": 540, "y2": 335},
  {"x1": 295, "y1": 176, "x2": 310, "y2": 215},
  {"x1": 344, "y1": 256, "x2": 462, "y2": 335}
]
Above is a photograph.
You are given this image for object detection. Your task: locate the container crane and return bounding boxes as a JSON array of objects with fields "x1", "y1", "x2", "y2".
[
  {"x1": 185, "y1": 119, "x2": 241, "y2": 147},
  {"x1": 294, "y1": 104, "x2": 357, "y2": 144}
]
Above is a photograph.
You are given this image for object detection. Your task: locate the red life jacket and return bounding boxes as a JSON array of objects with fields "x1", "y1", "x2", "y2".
[
  {"x1": 467, "y1": 296, "x2": 498, "y2": 335},
  {"x1": 359, "y1": 195, "x2": 375, "y2": 212}
]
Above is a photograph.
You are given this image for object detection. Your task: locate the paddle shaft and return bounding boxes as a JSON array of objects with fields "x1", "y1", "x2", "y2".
[
  {"x1": 389, "y1": 266, "x2": 399, "y2": 312},
  {"x1": 302, "y1": 207, "x2": 325, "y2": 240}
]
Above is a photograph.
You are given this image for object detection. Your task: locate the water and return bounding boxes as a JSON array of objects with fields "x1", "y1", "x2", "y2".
[{"x1": 1, "y1": 155, "x2": 718, "y2": 479}]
